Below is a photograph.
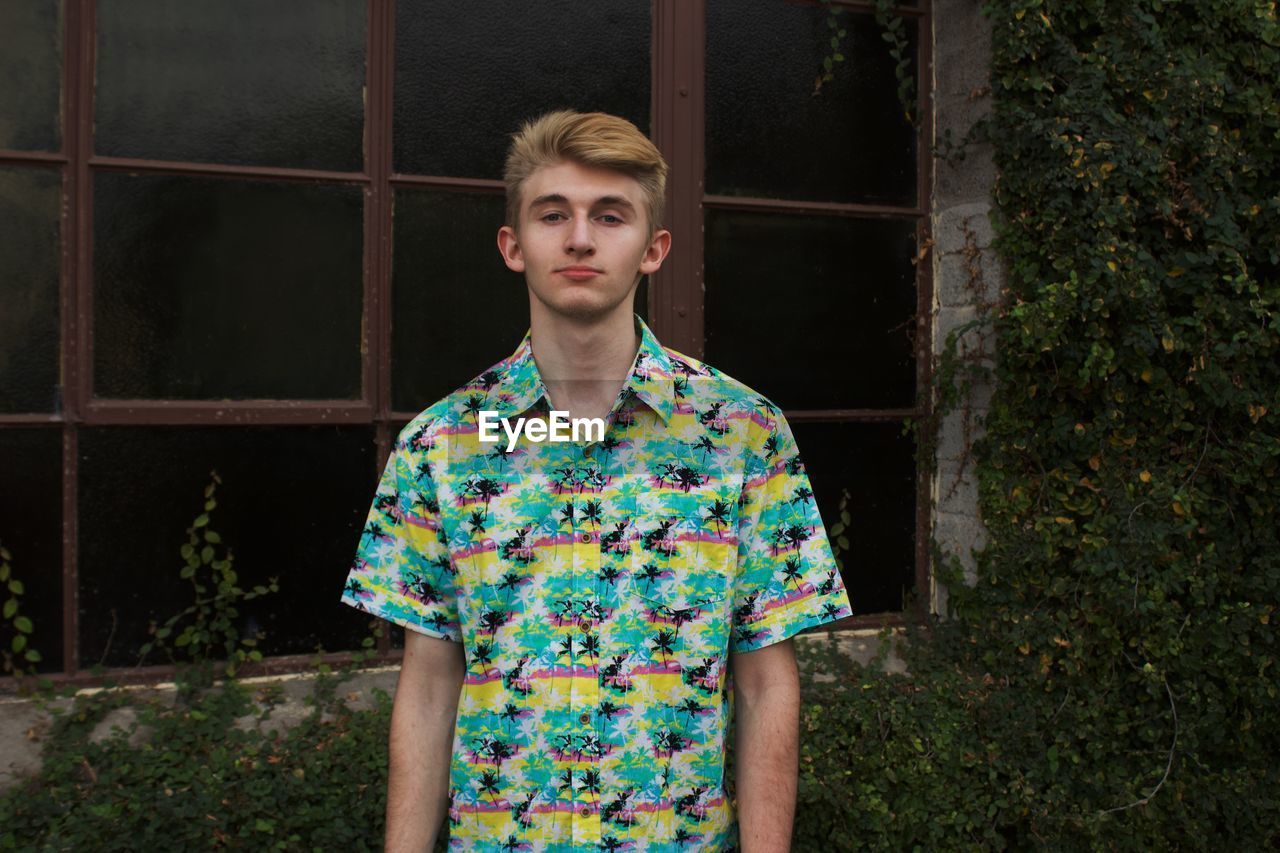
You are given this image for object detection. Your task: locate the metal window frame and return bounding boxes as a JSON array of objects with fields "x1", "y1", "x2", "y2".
[{"x1": 0, "y1": 0, "x2": 931, "y2": 683}]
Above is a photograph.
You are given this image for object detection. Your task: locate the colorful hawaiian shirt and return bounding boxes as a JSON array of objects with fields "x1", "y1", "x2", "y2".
[{"x1": 341, "y1": 315, "x2": 852, "y2": 852}]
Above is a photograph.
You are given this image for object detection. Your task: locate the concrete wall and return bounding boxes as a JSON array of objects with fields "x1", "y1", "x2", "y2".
[{"x1": 928, "y1": 0, "x2": 1001, "y2": 618}]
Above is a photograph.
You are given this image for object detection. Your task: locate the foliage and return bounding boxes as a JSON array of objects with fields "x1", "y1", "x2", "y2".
[
  {"x1": 817, "y1": 0, "x2": 918, "y2": 124},
  {"x1": 1, "y1": 543, "x2": 42, "y2": 677},
  {"x1": 866, "y1": 0, "x2": 1278, "y2": 846},
  {"x1": 0, "y1": 675, "x2": 392, "y2": 851},
  {"x1": 138, "y1": 471, "x2": 279, "y2": 686}
]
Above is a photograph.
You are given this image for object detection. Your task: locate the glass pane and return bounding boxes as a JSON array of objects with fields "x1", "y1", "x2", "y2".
[
  {"x1": 391, "y1": 189, "x2": 531, "y2": 411},
  {"x1": 78, "y1": 426, "x2": 377, "y2": 668},
  {"x1": 93, "y1": 172, "x2": 364, "y2": 400},
  {"x1": 0, "y1": 428, "x2": 64, "y2": 672},
  {"x1": 394, "y1": 1, "x2": 650, "y2": 178},
  {"x1": 790, "y1": 420, "x2": 916, "y2": 615},
  {"x1": 706, "y1": 1, "x2": 917, "y2": 205},
  {"x1": 0, "y1": 0, "x2": 62, "y2": 152},
  {"x1": 703, "y1": 210, "x2": 917, "y2": 410},
  {"x1": 95, "y1": 0, "x2": 365, "y2": 171},
  {"x1": 0, "y1": 166, "x2": 61, "y2": 413}
]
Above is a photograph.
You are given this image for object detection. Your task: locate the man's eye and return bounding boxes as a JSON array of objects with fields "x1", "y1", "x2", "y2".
[
  {"x1": 600, "y1": 214, "x2": 622, "y2": 224},
  {"x1": 542, "y1": 212, "x2": 565, "y2": 222}
]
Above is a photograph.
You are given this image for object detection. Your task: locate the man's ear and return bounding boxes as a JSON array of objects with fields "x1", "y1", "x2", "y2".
[
  {"x1": 497, "y1": 224, "x2": 525, "y2": 273},
  {"x1": 639, "y1": 228, "x2": 673, "y2": 276}
]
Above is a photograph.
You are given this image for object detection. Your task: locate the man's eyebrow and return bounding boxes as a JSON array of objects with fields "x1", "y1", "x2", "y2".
[
  {"x1": 594, "y1": 195, "x2": 636, "y2": 210},
  {"x1": 528, "y1": 193, "x2": 637, "y2": 210},
  {"x1": 529, "y1": 193, "x2": 569, "y2": 208}
]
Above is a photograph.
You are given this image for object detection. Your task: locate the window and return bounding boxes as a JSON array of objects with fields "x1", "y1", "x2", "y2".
[{"x1": 0, "y1": 0, "x2": 929, "y2": 678}]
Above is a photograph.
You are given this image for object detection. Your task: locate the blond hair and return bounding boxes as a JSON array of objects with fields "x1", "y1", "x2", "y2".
[{"x1": 503, "y1": 110, "x2": 668, "y2": 235}]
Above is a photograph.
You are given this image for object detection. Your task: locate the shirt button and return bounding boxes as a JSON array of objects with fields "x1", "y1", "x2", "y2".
[
  {"x1": 580, "y1": 806, "x2": 591, "y2": 818},
  {"x1": 581, "y1": 532, "x2": 593, "y2": 543},
  {"x1": 579, "y1": 712, "x2": 591, "y2": 725}
]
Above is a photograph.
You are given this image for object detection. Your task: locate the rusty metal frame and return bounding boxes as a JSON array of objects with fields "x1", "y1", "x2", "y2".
[{"x1": 1, "y1": 0, "x2": 932, "y2": 684}]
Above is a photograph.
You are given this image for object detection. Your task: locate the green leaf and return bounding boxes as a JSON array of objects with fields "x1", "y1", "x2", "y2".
[
  {"x1": 25, "y1": 648, "x2": 42, "y2": 663},
  {"x1": 7, "y1": 579, "x2": 23, "y2": 596},
  {"x1": 180, "y1": 544, "x2": 195, "y2": 560},
  {"x1": 14, "y1": 616, "x2": 32, "y2": 634},
  {"x1": 201, "y1": 545, "x2": 214, "y2": 564},
  {"x1": 204, "y1": 530, "x2": 221, "y2": 544},
  {"x1": 194, "y1": 514, "x2": 210, "y2": 528},
  {"x1": 12, "y1": 634, "x2": 26, "y2": 653},
  {"x1": 3, "y1": 598, "x2": 16, "y2": 619},
  {"x1": 823, "y1": 56, "x2": 833, "y2": 72}
]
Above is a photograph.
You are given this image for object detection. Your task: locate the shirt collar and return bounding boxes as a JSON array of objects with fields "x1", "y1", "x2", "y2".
[{"x1": 490, "y1": 314, "x2": 676, "y2": 425}]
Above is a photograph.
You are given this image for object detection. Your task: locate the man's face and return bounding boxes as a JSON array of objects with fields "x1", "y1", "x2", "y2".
[{"x1": 497, "y1": 160, "x2": 670, "y2": 323}]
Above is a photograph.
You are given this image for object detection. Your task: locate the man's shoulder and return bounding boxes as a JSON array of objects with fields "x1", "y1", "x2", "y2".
[
  {"x1": 393, "y1": 353, "x2": 518, "y2": 453},
  {"x1": 662, "y1": 345, "x2": 784, "y2": 426}
]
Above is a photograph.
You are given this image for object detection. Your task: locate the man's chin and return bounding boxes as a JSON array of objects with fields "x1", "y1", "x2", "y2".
[{"x1": 532, "y1": 289, "x2": 633, "y2": 324}]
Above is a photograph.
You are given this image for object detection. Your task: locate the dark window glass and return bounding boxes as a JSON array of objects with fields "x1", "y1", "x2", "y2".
[
  {"x1": 0, "y1": 166, "x2": 61, "y2": 413},
  {"x1": 394, "y1": 1, "x2": 650, "y2": 178},
  {"x1": 0, "y1": 428, "x2": 63, "y2": 672},
  {"x1": 391, "y1": 189, "x2": 531, "y2": 411},
  {"x1": 94, "y1": 0, "x2": 365, "y2": 171},
  {"x1": 0, "y1": 0, "x2": 62, "y2": 152},
  {"x1": 790, "y1": 420, "x2": 916, "y2": 615},
  {"x1": 703, "y1": 210, "x2": 917, "y2": 410},
  {"x1": 706, "y1": 0, "x2": 917, "y2": 205},
  {"x1": 93, "y1": 173, "x2": 364, "y2": 400},
  {"x1": 78, "y1": 426, "x2": 378, "y2": 667}
]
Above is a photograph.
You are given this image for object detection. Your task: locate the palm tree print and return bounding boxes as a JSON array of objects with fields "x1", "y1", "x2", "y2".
[
  {"x1": 338, "y1": 316, "x2": 854, "y2": 849},
  {"x1": 472, "y1": 640, "x2": 496, "y2": 676},
  {"x1": 463, "y1": 476, "x2": 504, "y2": 514},
  {"x1": 674, "y1": 465, "x2": 704, "y2": 493},
  {"x1": 636, "y1": 562, "x2": 665, "y2": 593},
  {"x1": 782, "y1": 556, "x2": 804, "y2": 589},
  {"x1": 582, "y1": 499, "x2": 604, "y2": 528},
  {"x1": 641, "y1": 520, "x2": 678, "y2": 557},
  {"x1": 704, "y1": 499, "x2": 733, "y2": 535},
  {"x1": 651, "y1": 628, "x2": 676, "y2": 665},
  {"x1": 675, "y1": 827, "x2": 700, "y2": 847},
  {"x1": 478, "y1": 768, "x2": 502, "y2": 802}
]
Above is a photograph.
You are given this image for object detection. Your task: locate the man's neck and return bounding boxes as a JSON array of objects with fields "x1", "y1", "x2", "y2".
[{"x1": 527, "y1": 301, "x2": 640, "y2": 422}]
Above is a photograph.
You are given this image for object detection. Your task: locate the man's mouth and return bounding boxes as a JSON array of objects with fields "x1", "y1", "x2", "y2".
[{"x1": 556, "y1": 266, "x2": 603, "y2": 281}]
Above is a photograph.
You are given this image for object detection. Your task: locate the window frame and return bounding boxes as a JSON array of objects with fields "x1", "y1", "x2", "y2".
[{"x1": 0, "y1": 0, "x2": 932, "y2": 681}]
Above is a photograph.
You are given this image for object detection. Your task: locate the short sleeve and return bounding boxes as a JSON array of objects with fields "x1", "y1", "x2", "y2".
[
  {"x1": 339, "y1": 426, "x2": 461, "y2": 641},
  {"x1": 730, "y1": 407, "x2": 853, "y2": 653}
]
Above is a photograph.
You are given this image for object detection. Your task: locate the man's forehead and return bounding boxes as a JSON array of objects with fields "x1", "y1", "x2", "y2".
[{"x1": 521, "y1": 161, "x2": 644, "y2": 209}]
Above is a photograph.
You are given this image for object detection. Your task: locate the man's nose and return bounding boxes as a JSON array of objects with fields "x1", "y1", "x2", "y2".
[{"x1": 565, "y1": 216, "x2": 594, "y2": 254}]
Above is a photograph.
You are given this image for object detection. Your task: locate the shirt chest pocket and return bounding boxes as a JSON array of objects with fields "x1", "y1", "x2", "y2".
[{"x1": 628, "y1": 493, "x2": 735, "y2": 610}]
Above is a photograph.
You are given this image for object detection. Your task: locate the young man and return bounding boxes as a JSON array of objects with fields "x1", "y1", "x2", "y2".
[{"x1": 341, "y1": 110, "x2": 852, "y2": 852}]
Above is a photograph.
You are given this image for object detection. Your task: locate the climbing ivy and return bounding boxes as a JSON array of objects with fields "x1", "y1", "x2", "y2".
[{"x1": 912, "y1": 0, "x2": 1278, "y2": 843}]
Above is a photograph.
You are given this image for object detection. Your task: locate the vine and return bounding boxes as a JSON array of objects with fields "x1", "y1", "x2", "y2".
[
  {"x1": 138, "y1": 471, "x2": 278, "y2": 687},
  {"x1": 816, "y1": 0, "x2": 918, "y2": 126},
  {"x1": 1, "y1": 543, "x2": 42, "y2": 678}
]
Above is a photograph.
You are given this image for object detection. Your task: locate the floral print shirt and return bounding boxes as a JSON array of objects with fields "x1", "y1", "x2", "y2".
[{"x1": 341, "y1": 315, "x2": 852, "y2": 851}]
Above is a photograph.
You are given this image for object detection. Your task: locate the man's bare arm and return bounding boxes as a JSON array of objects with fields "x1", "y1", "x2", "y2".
[
  {"x1": 732, "y1": 638, "x2": 800, "y2": 853},
  {"x1": 385, "y1": 628, "x2": 466, "y2": 853}
]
